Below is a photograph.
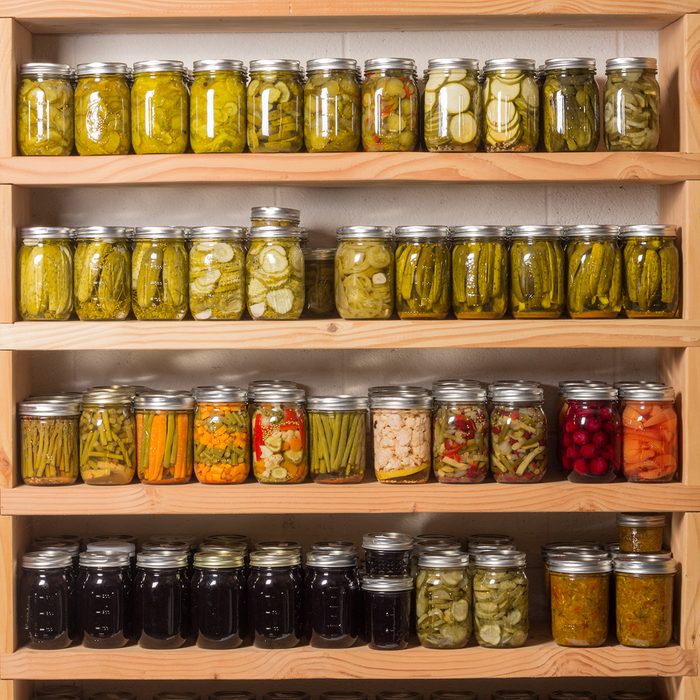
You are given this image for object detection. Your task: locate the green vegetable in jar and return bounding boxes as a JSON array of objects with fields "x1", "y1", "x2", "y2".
[{"x1": 304, "y1": 249, "x2": 336, "y2": 317}]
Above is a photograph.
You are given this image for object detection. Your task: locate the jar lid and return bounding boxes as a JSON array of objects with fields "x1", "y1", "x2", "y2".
[
  {"x1": 563, "y1": 224, "x2": 620, "y2": 239},
  {"x1": 308, "y1": 395, "x2": 368, "y2": 412},
  {"x1": 306, "y1": 551, "x2": 357, "y2": 568},
  {"x1": 484, "y1": 58, "x2": 536, "y2": 72},
  {"x1": 188, "y1": 226, "x2": 246, "y2": 240},
  {"x1": 418, "y1": 552, "x2": 470, "y2": 568},
  {"x1": 547, "y1": 553, "x2": 612, "y2": 574},
  {"x1": 606, "y1": 57, "x2": 657, "y2": 72},
  {"x1": 20, "y1": 62, "x2": 72, "y2": 78},
  {"x1": 622, "y1": 385, "x2": 675, "y2": 401},
  {"x1": 87, "y1": 539, "x2": 136, "y2": 556},
  {"x1": 619, "y1": 225, "x2": 676, "y2": 239},
  {"x1": 450, "y1": 225, "x2": 508, "y2": 239},
  {"x1": 617, "y1": 513, "x2": 666, "y2": 527},
  {"x1": 363, "y1": 532, "x2": 414, "y2": 551},
  {"x1": 312, "y1": 540, "x2": 358, "y2": 554},
  {"x1": 544, "y1": 57, "x2": 596, "y2": 71},
  {"x1": 414, "y1": 542, "x2": 463, "y2": 557},
  {"x1": 614, "y1": 550, "x2": 673, "y2": 563},
  {"x1": 558, "y1": 379, "x2": 610, "y2": 392},
  {"x1": 22, "y1": 550, "x2": 73, "y2": 569},
  {"x1": 304, "y1": 247, "x2": 336, "y2": 261},
  {"x1": 561, "y1": 385, "x2": 618, "y2": 401},
  {"x1": 248, "y1": 379, "x2": 301, "y2": 396},
  {"x1": 134, "y1": 390, "x2": 195, "y2": 410},
  {"x1": 365, "y1": 57, "x2": 416, "y2": 72},
  {"x1": 82, "y1": 387, "x2": 133, "y2": 405},
  {"x1": 250, "y1": 59, "x2": 301, "y2": 72},
  {"x1": 132, "y1": 226, "x2": 187, "y2": 240},
  {"x1": 427, "y1": 58, "x2": 479, "y2": 71},
  {"x1": 307, "y1": 58, "x2": 358, "y2": 72},
  {"x1": 416, "y1": 533, "x2": 462, "y2": 544},
  {"x1": 468, "y1": 534, "x2": 515, "y2": 551},
  {"x1": 614, "y1": 554, "x2": 676, "y2": 574},
  {"x1": 395, "y1": 225, "x2": 450, "y2": 240},
  {"x1": 252, "y1": 386, "x2": 306, "y2": 403},
  {"x1": 202, "y1": 533, "x2": 249, "y2": 546},
  {"x1": 193, "y1": 550, "x2": 244, "y2": 568},
  {"x1": 490, "y1": 385, "x2": 544, "y2": 403},
  {"x1": 474, "y1": 549, "x2": 526, "y2": 568},
  {"x1": 193, "y1": 59, "x2": 246, "y2": 73},
  {"x1": 137, "y1": 551, "x2": 188, "y2": 568},
  {"x1": 76, "y1": 62, "x2": 129, "y2": 76},
  {"x1": 256, "y1": 540, "x2": 302, "y2": 553},
  {"x1": 192, "y1": 385, "x2": 247, "y2": 403},
  {"x1": 133, "y1": 59, "x2": 185, "y2": 74},
  {"x1": 248, "y1": 225, "x2": 303, "y2": 240},
  {"x1": 73, "y1": 226, "x2": 131, "y2": 241},
  {"x1": 336, "y1": 225, "x2": 393, "y2": 239},
  {"x1": 369, "y1": 385, "x2": 430, "y2": 396},
  {"x1": 250, "y1": 206, "x2": 301, "y2": 223},
  {"x1": 361, "y1": 575, "x2": 414, "y2": 591},
  {"x1": 541, "y1": 540, "x2": 604, "y2": 555},
  {"x1": 433, "y1": 385, "x2": 488, "y2": 403},
  {"x1": 147, "y1": 533, "x2": 198, "y2": 547},
  {"x1": 370, "y1": 389, "x2": 433, "y2": 409},
  {"x1": 250, "y1": 550, "x2": 301, "y2": 567},
  {"x1": 432, "y1": 380, "x2": 482, "y2": 391},
  {"x1": 508, "y1": 225, "x2": 564, "y2": 239},
  {"x1": 19, "y1": 398, "x2": 81, "y2": 417},
  {"x1": 20, "y1": 226, "x2": 72, "y2": 241},
  {"x1": 79, "y1": 551, "x2": 130, "y2": 568}
]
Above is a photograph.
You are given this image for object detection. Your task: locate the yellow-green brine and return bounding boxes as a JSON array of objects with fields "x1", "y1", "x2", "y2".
[{"x1": 304, "y1": 248, "x2": 336, "y2": 317}]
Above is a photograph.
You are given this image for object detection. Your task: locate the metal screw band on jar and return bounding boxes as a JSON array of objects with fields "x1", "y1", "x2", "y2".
[
  {"x1": 364, "y1": 57, "x2": 416, "y2": 73},
  {"x1": 307, "y1": 395, "x2": 368, "y2": 412},
  {"x1": 76, "y1": 62, "x2": 129, "y2": 77},
  {"x1": 563, "y1": 224, "x2": 620, "y2": 239},
  {"x1": 192, "y1": 385, "x2": 247, "y2": 403},
  {"x1": 249, "y1": 59, "x2": 302, "y2": 73},
  {"x1": 544, "y1": 57, "x2": 596, "y2": 72},
  {"x1": 418, "y1": 552, "x2": 470, "y2": 568},
  {"x1": 249, "y1": 550, "x2": 301, "y2": 567},
  {"x1": 20, "y1": 226, "x2": 73, "y2": 241},
  {"x1": 617, "y1": 512, "x2": 667, "y2": 528},
  {"x1": 20, "y1": 62, "x2": 72, "y2": 78},
  {"x1": 19, "y1": 399, "x2": 81, "y2": 417},
  {"x1": 306, "y1": 57, "x2": 358, "y2": 73},
  {"x1": 622, "y1": 385, "x2": 675, "y2": 401},
  {"x1": 428, "y1": 58, "x2": 479, "y2": 71},
  {"x1": 73, "y1": 226, "x2": 131, "y2": 241},
  {"x1": 133, "y1": 60, "x2": 186, "y2": 74},
  {"x1": 619, "y1": 224, "x2": 677, "y2": 238},
  {"x1": 508, "y1": 225, "x2": 564, "y2": 239},
  {"x1": 613, "y1": 553, "x2": 676, "y2": 574},
  {"x1": 250, "y1": 206, "x2": 301, "y2": 223},
  {"x1": 605, "y1": 57, "x2": 657, "y2": 73},
  {"x1": 22, "y1": 551, "x2": 73, "y2": 569},
  {"x1": 336, "y1": 225, "x2": 393, "y2": 239},
  {"x1": 490, "y1": 385, "x2": 544, "y2": 404},
  {"x1": 134, "y1": 390, "x2": 195, "y2": 411},
  {"x1": 136, "y1": 551, "x2": 189, "y2": 568},
  {"x1": 361, "y1": 575, "x2": 414, "y2": 591},
  {"x1": 188, "y1": 226, "x2": 247, "y2": 240},
  {"x1": 193, "y1": 59, "x2": 246, "y2": 74},
  {"x1": 484, "y1": 58, "x2": 536, "y2": 73},
  {"x1": 363, "y1": 532, "x2": 415, "y2": 551},
  {"x1": 193, "y1": 550, "x2": 245, "y2": 568},
  {"x1": 547, "y1": 553, "x2": 612, "y2": 574},
  {"x1": 561, "y1": 385, "x2": 619, "y2": 401},
  {"x1": 395, "y1": 225, "x2": 450, "y2": 240},
  {"x1": 131, "y1": 226, "x2": 187, "y2": 240},
  {"x1": 474, "y1": 549, "x2": 527, "y2": 568},
  {"x1": 433, "y1": 385, "x2": 488, "y2": 403},
  {"x1": 306, "y1": 551, "x2": 357, "y2": 568},
  {"x1": 450, "y1": 225, "x2": 508, "y2": 239},
  {"x1": 78, "y1": 551, "x2": 130, "y2": 568}
]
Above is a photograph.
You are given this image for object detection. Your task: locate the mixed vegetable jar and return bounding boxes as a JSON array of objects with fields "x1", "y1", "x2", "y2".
[
  {"x1": 617, "y1": 513, "x2": 666, "y2": 553},
  {"x1": 363, "y1": 532, "x2": 414, "y2": 577},
  {"x1": 304, "y1": 248, "x2": 336, "y2": 317},
  {"x1": 250, "y1": 206, "x2": 301, "y2": 228},
  {"x1": 362, "y1": 576, "x2": 414, "y2": 650}
]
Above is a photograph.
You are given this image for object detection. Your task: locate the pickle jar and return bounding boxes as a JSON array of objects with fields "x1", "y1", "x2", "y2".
[
  {"x1": 17, "y1": 63, "x2": 74, "y2": 156},
  {"x1": 308, "y1": 395, "x2": 368, "y2": 483},
  {"x1": 543, "y1": 58, "x2": 600, "y2": 152},
  {"x1": 20, "y1": 398, "x2": 80, "y2": 486},
  {"x1": 450, "y1": 225, "x2": 508, "y2": 319},
  {"x1": 188, "y1": 226, "x2": 246, "y2": 320},
  {"x1": 482, "y1": 58, "x2": 539, "y2": 152},
  {"x1": 80, "y1": 387, "x2": 136, "y2": 485},
  {"x1": 335, "y1": 225, "x2": 394, "y2": 320},
  {"x1": 424, "y1": 58, "x2": 481, "y2": 152},
  {"x1": 135, "y1": 391, "x2": 195, "y2": 484},
  {"x1": 246, "y1": 226, "x2": 305, "y2": 320},
  {"x1": 490, "y1": 384, "x2": 547, "y2": 483},
  {"x1": 190, "y1": 59, "x2": 247, "y2": 154},
  {"x1": 362, "y1": 532, "x2": 414, "y2": 577},
  {"x1": 73, "y1": 226, "x2": 131, "y2": 320},
  {"x1": 304, "y1": 248, "x2": 336, "y2": 317},
  {"x1": 604, "y1": 58, "x2": 660, "y2": 151},
  {"x1": 362, "y1": 576, "x2": 414, "y2": 650},
  {"x1": 250, "y1": 206, "x2": 301, "y2": 228},
  {"x1": 620, "y1": 225, "x2": 679, "y2": 318},
  {"x1": 617, "y1": 513, "x2": 666, "y2": 553},
  {"x1": 18, "y1": 226, "x2": 74, "y2": 320},
  {"x1": 131, "y1": 60, "x2": 189, "y2": 154},
  {"x1": 247, "y1": 59, "x2": 304, "y2": 153},
  {"x1": 395, "y1": 225, "x2": 451, "y2": 319},
  {"x1": 362, "y1": 58, "x2": 419, "y2": 152},
  {"x1": 433, "y1": 384, "x2": 489, "y2": 483},
  {"x1": 193, "y1": 385, "x2": 250, "y2": 484},
  {"x1": 131, "y1": 226, "x2": 188, "y2": 320},
  {"x1": 74, "y1": 62, "x2": 131, "y2": 155},
  {"x1": 509, "y1": 225, "x2": 565, "y2": 318},
  {"x1": 304, "y1": 58, "x2": 361, "y2": 152}
]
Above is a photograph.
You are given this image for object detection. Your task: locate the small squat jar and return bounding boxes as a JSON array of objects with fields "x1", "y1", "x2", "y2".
[
  {"x1": 617, "y1": 513, "x2": 666, "y2": 553},
  {"x1": 363, "y1": 532, "x2": 415, "y2": 577},
  {"x1": 304, "y1": 248, "x2": 336, "y2": 317},
  {"x1": 362, "y1": 576, "x2": 414, "y2": 650}
]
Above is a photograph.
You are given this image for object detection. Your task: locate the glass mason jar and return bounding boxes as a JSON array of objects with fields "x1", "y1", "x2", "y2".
[
  {"x1": 473, "y1": 550, "x2": 529, "y2": 648},
  {"x1": 395, "y1": 225, "x2": 450, "y2": 319},
  {"x1": 250, "y1": 206, "x2": 301, "y2": 229},
  {"x1": 18, "y1": 227, "x2": 74, "y2": 321},
  {"x1": 490, "y1": 384, "x2": 547, "y2": 483},
  {"x1": 74, "y1": 62, "x2": 131, "y2": 155},
  {"x1": 308, "y1": 395, "x2": 367, "y2": 483},
  {"x1": 246, "y1": 226, "x2": 305, "y2": 320},
  {"x1": 450, "y1": 225, "x2": 508, "y2": 319},
  {"x1": 251, "y1": 385, "x2": 308, "y2": 483},
  {"x1": 247, "y1": 59, "x2": 304, "y2": 153},
  {"x1": 362, "y1": 58, "x2": 419, "y2": 152},
  {"x1": 565, "y1": 225, "x2": 622, "y2": 318},
  {"x1": 556, "y1": 380, "x2": 610, "y2": 445},
  {"x1": 190, "y1": 59, "x2": 247, "y2": 154},
  {"x1": 615, "y1": 555, "x2": 675, "y2": 647},
  {"x1": 362, "y1": 532, "x2": 415, "y2": 577},
  {"x1": 416, "y1": 552, "x2": 472, "y2": 649},
  {"x1": 542, "y1": 58, "x2": 600, "y2": 152},
  {"x1": 362, "y1": 576, "x2": 413, "y2": 650},
  {"x1": 188, "y1": 226, "x2": 246, "y2": 320},
  {"x1": 304, "y1": 58, "x2": 361, "y2": 152},
  {"x1": 304, "y1": 248, "x2": 336, "y2": 317},
  {"x1": 131, "y1": 226, "x2": 188, "y2": 320},
  {"x1": 335, "y1": 226, "x2": 394, "y2": 319},
  {"x1": 135, "y1": 391, "x2": 195, "y2": 484},
  {"x1": 20, "y1": 398, "x2": 80, "y2": 485},
  {"x1": 17, "y1": 63, "x2": 73, "y2": 156},
  {"x1": 131, "y1": 60, "x2": 189, "y2": 154},
  {"x1": 482, "y1": 58, "x2": 539, "y2": 152},
  {"x1": 617, "y1": 513, "x2": 666, "y2": 553},
  {"x1": 424, "y1": 58, "x2": 481, "y2": 152},
  {"x1": 370, "y1": 387, "x2": 432, "y2": 483},
  {"x1": 604, "y1": 58, "x2": 660, "y2": 151},
  {"x1": 433, "y1": 384, "x2": 489, "y2": 483},
  {"x1": 620, "y1": 225, "x2": 680, "y2": 318},
  {"x1": 509, "y1": 225, "x2": 565, "y2": 318}
]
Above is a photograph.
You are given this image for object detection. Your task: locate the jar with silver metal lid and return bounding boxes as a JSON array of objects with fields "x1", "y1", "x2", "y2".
[
  {"x1": 304, "y1": 247, "x2": 336, "y2": 317},
  {"x1": 557, "y1": 380, "x2": 610, "y2": 430},
  {"x1": 312, "y1": 539, "x2": 359, "y2": 555},
  {"x1": 362, "y1": 576, "x2": 414, "y2": 649},
  {"x1": 604, "y1": 57, "x2": 659, "y2": 151},
  {"x1": 250, "y1": 206, "x2": 301, "y2": 228},
  {"x1": 362, "y1": 58, "x2": 419, "y2": 152},
  {"x1": 617, "y1": 513, "x2": 666, "y2": 553},
  {"x1": 362, "y1": 532, "x2": 414, "y2": 577},
  {"x1": 542, "y1": 542, "x2": 606, "y2": 599},
  {"x1": 131, "y1": 226, "x2": 189, "y2": 320},
  {"x1": 411, "y1": 539, "x2": 464, "y2": 577},
  {"x1": 134, "y1": 391, "x2": 195, "y2": 484},
  {"x1": 131, "y1": 60, "x2": 188, "y2": 153}
]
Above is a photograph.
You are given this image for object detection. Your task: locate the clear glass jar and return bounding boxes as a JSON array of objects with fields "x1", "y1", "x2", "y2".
[
  {"x1": 250, "y1": 206, "x2": 301, "y2": 229},
  {"x1": 18, "y1": 227, "x2": 74, "y2": 321},
  {"x1": 74, "y1": 62, "x2": 131, "y2": 155},
  {"x1": 17, "y1": 63, "x2": 73, "y2": 156},
  {"x1": 304, "y1": 248, "x2": 336, "y2": 317},
  {"x1": 362, "y1": 58, "x2": 419, "y2": 152},
  {"x1": 557, "y1": 380, "x2": 612, "y2": 447},
  {"x1": 131, "y1": 60, "x2": 189, "y2": 154},
  {"x1": 565, "y1": 225, "x2": 622, "y2": 318},
  {"x1": 190, "y1": 59, "x2": 247, "y2": 154},
  {"x1": 131, "y1": 226, "x2": 188, "y2": 320},
  {"x1": 308, "y1": 395, "x2": 367, "y2": 483},
  {"x1": 362, "y1": 576, "x2": 413, "y2": 650},
  {"x1": 604, "y1": 58, "x2": 660, "y2": 151},
  {"x1": 482, "y1": 58, "x2": 539, "y2": 152},
  {"x1": 304, "y1": 58, "x2": 361, "y2": 152},
  {"x1": 135, "y1": 391, "x2": 195, "y2": 484},
  {"x1": 617, "y1": 513, "x2": 666, "y2": 553},
  {"x1": 362, "y1": 532, "x2": 414, "y2": 577},
  {"x1": 620, "y1": 225, "x2": 680, "y2": 318},
  {"x1": 188, "y1": 226, "x2": 246, "y2": 320}
]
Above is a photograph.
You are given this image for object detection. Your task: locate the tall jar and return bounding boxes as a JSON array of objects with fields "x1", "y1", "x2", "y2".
[
  {"x1": 17, "y1": 63, "x2": 73, "y2": 155},
  {"x1": 335, "y1": 226, "x2": 394, "y2": 319},
  {"x1": 509, "y1": 225, "x2": 565, "y2": 318},
  {"x1": 250, "y1": 206, "x2": 301, "y2": 228},
  {"x1": 362, "y1": 58, "x2": 419, "y2": 152},
  {"x1": 135, "y1": 391, "x2": 194, "y2": 484},
  {"x1": 304, "y1": 248, "x2": 336, "y2": 317},
  {"x1": 542, "y1": 58, "x2": 599, "y2": 152},
  {"x1": 395, "y1": 225, "x2": 450, "y2": 319},
  {"x1": 620, "y1": 225, "x2": 680, "y2": 318},
  {"x1": 18, "y1": 226, "x2": 74, "y2": 321},
  {"x1": 131, "y1": 226, "x2": 188, "y2": 320},
  {"x1": 304, "y1": 58, "x2": 361, "y2": 152},
  {"x1": 74, "y1": 62, "x2": 131, "y2": 155},
  {"x1": 247, "y1": 59, "x2": 304, "y2": 152},
  {"x1": 604, "y1": 58, "x2": 660, "y2": 151},
  {"x1": 362, "y1": 532, "x2": 415, "y2": 577},
  {"x1": 190, "y1": 59, "x2": 247, "y2": 154},
  {"x1": 617, "y1": 513, "x2": 666, "y2": 553},
  {"x1": 362, "y1": 576, "x2": 414, "y2": 650},
  {"x1": 482, "y1": 58, "x2": 539, "y2": 152},
  {"x1": 565, "y1": 225, "x2": 622, "y2": 318},
  {"x1": 450, "y1": 225, "x2": 508, "y2": 319},
  {"x1": 188, "y1": 226, "x2": 246, "y2": 320}
]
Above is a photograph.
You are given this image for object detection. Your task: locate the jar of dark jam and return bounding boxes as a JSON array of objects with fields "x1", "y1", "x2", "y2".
[
  {"x1": 254, "y1": 540, "x2": 305, "y2": 592},
  {"x1": 209, "y1": 693, "x2": 256, "y2": 700},
  {"x1": 362, "y1": 575, "x2": 413, "y2": 649},
  {"x1": 133, "y1": 551, "x2": 189, "y2": 649},
  {"x1": 362, "y1": 532, "x2": 414, "y2": 577}
]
